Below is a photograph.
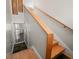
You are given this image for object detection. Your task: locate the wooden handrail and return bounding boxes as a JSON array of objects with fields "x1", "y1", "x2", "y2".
[
  {"x1": 23, "y1": 5, "x2": 53, "y2": 59},
  {"x1": 24, "y1": 6, "x2": 53, "y2": 35},
  {"x1": 36, "y1": 7, "x2": 73, "y2": 31}
]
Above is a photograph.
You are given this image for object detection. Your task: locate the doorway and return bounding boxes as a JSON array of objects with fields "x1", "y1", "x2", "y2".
[{"x1": 13, "y1": 23, "x2": 27, "y2": 53}]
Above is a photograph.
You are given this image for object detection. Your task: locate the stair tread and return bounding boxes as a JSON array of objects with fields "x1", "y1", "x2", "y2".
[
  {"x1": 51, "y1": 45, "x2": 65, "y2": 58},
  {"x1": 53, "y1": 40, "x2": 58, "y2": 45}
]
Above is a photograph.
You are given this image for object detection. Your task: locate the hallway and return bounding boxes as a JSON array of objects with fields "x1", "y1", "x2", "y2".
[
  {"x1": 6, "y1": 0, "x2": 73, "y2": 59},
  {"x1": 6, "y1": 7, "x2": 73, "y2": 59}
]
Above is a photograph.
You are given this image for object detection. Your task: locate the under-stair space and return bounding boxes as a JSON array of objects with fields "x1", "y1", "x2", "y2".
[{"x1": 52, "y1": 54, "x2": 71, "y2": 59}]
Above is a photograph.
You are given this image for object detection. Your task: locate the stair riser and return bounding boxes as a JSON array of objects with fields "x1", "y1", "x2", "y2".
[{"x1": 52, "y1": 43, "x2": 58, "y2": 47}]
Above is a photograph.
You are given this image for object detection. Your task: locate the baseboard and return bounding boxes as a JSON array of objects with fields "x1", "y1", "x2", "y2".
[
  {"x1": 31, "y1": 46, "x2": 42, "y2": 59},
  {"x1": 63, "y1": 52, "x2": 73, "y2": 59}
]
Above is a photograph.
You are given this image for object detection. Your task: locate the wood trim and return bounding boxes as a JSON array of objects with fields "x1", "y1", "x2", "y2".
[
  {"x1": 46, "y1": 34, "x2": 53, "y2": 59},
  {"x1": 36, "y1": 7, "x2": 73, "y2": 31},
  {"x1": 23, "y1": 6, "x2": 53, "y2": 59},
  {"x1": 18, "y1": 0, "x2": 23, "y2": 12},
  {"x1": 12, "y1": 0, "x2": 18, "y2": 14}
]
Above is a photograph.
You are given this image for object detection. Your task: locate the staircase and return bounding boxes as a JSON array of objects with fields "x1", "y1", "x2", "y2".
[
  {"x1": 8, "y1": 0, "x2": 70, "y2": 59},
  {"x1": 23, "y1": 7, "x2": 65, "y2": 59},
  {"x1": 51, "y1": 40, "x2": 65, "y2": 59}
]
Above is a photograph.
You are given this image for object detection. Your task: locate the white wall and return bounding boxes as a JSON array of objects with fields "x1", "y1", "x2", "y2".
[
  {"x1": 6, "y1": 0, "x2": 13, "y2": 54},
  {"x1": 35, "y1": 0, "x2": 73, "y2": 29},
  {"x1": 6, "y1": 0, "x2": 12, "y2": 24},
  {"x1": 24, "y1": 0, "x2": 34, "y2": 8}
]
